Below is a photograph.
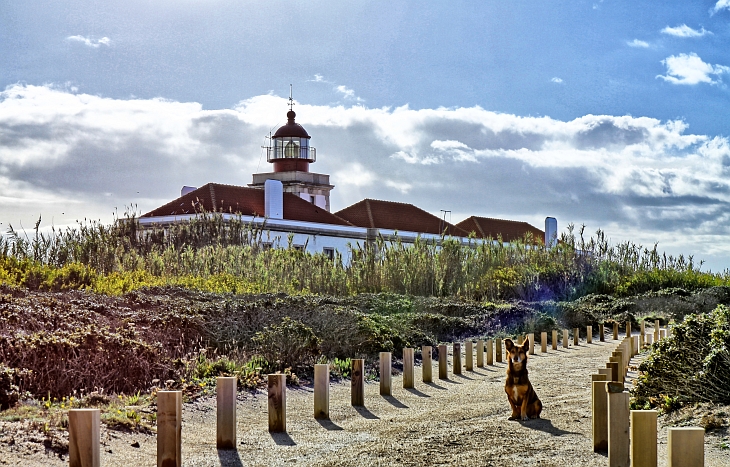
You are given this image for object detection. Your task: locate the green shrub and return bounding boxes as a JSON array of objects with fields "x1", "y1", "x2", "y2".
[
  {"x1": 0, "y1": 365, "x2": 30, "y2": 410},
  {"x1": 252, "y1": 317, "x2": 321, "y2": 372}
]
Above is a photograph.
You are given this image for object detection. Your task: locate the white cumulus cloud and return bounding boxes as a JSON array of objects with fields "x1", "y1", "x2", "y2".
[
  {"x1": 713, "y1": 0, "x2": 730, "y2": 13},
  {"x1": 66, "y1": 36, "x2": 111, "y2": 48},
  {"x1": 661, "y1": 25, "x2": 711, "y2": 38},
  {"x1": 627, "y1": 39, "x2": 650, "y2": 48},
  {"x1": 657, "y1": 53, "x2": 730, "y2": 85},
  {"x1": 551, "y1": 77, "x2": 564, "y2": 83}
]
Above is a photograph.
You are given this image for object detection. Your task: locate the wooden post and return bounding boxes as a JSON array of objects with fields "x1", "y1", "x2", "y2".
[
  {"x1": 68, "y1": 409, "x2": 100, "y2": 467},
  {"x1": 403, "y1": 347, "x2": 414, "y2": 388},
  {"x1": 552, "y1": 330, "x2": 558, "y2": 350},
  {"x1": 654, "y1": 319, "x2": 659, "y2": 343},
  {"x1": 453, "y1": 343, "x2": 462, "y2": 375},
  {"x1": 598, "y1": 368, "x2": 612, "y2": 380},
  {"x1": 640, "y1": 331, "x2": 645, "y2": 349},
  {"x1": 592, "y1": 381, "x2": 608, "y2": 452},
  {"x1": 476, "y1": 339, "x2": 484, "y2": 367},
  {"x1": 573, "y1": 328, "x2": 579, "y2": 346},
  {"x1": 422, "y1": 346, "x2": 433, "y2": 383},
  {"x1": 351, "y1": 359, "x2": 365, "y2": 406},
  {"x1": 268, "y1": 373, "x2": 286, "y2": 433},
  {"x1": 314, "y1": 363, "x2": 329, "y2": 419},
  {"x1": 587, "y1": 325, "x2": 593, "y2": 344},
  {"x1": 379, "y1": 352, "x2": 392, "y2": 396},
  {"x1": 667, "y1": 325, "x2": 672, "y2": 337},
  {"x1": 632, "y1": 336, "x2": 639, "y2": 357},
  {"x1": 438, "y1": 344, "x2": 448, "y2": 379},
  {"x1": 607, "y1": 361, "x2": 619, "y2": 383},
  {"x1": 630, "y1": 410, "x2": 657, "y2": 467},
  {"x1": 563, "y1": 329, "x2": 569, "y2": 348},
  {"x1": 610, "y1": 354, "x2": 623, "y2": 383},
  {"x1": 668, "y1": 427, "x2": 704, "y2": 467},
  {"x1": 640, "y1": 319, "x2": 645, "y2": 339},
  {"x1": 600, "y1": 323, "x2": 605, "y2": 342},
  {"x1": 592, "y1": 373, "x2": 608, "y2": 382},
  {"x1": 157, "y1": 390, "x2": 182, "y2": 467},
  {"x1": 646, "y1": 333, "x2": 653, "y2": 346},
  {"x1": 495, "y1": 338, "x2": 502, "y2": 363},
  {"x1": 465, "y1": 341, "x2": 473, "y2": 371},
  {"x1": 607, "y1": 382, "x2": 629, "y2": 467},
  {"x1": 613, "y1": 322, "x2": 619, "y2": 340},
  {"x1": 216, "y1": 377, "x2": 237, "y2": 449},
  {"x1": 517, "y1": 335, "x2": 524, "y2": 345},
  {"x1": 528, "y1": 333, "x2": 535, "y2": 355},
  {"x1": 626, "y1": 321, "x2": 631, "y2": 338},
  {"x1": 660, "y1": 329, "x2": 666, "y2": 340},
  {"x1": 541, "y1": 331, "x2": 547, "y2": 353}
]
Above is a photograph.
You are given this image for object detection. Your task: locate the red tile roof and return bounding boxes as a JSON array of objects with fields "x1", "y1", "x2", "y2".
[
  {"x1": 141, "y1": 183, "x2": 352, "y2": 226},
  {"x1": 335, "y1": 199, "x2": 469, "y2": 236},
  {"x1": 456, "y1": 216, "x2": 544, "y2": 243}
]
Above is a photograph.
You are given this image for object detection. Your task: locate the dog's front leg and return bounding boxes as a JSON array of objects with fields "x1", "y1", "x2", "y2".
[{"x1": 520, "y1": 395, "x2": 529, "y2": 421}]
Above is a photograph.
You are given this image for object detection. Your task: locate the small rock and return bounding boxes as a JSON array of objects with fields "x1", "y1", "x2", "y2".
[{"x1": 131, "y1": 441, "x2": 140, "y2": 448}]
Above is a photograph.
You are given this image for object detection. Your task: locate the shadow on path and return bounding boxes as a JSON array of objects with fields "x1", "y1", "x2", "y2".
[
  {"x1": 424, "y1": 382, "x2": 447, "y2": 391},
  {"x1": 217, "y1": 448, "x2": 244, "y2": 467},
  {"x1": 454, "y1": 373, "x2": 475, "y2": 381},
  {"x1": 383, "y1": 395, "x2": 408, "y2": 409},
  {"x1": 517, "y1": 418, "x2": 580, "y2": 437},
  {"x1": 441, "y1": 378, "x2": 462, "y2": 385},
  {"x1": 270, "y1": 432, "x2": 297, "y2": 446},
  {"x1": 405, "y1": 387, "x2": 431, "y2": 398},
  {"x1": 354, "y1": 406, "x2": 380, "y2": 420},
  {"x1": 316, "y1": 418, "x2": 343, "y2": 431}
]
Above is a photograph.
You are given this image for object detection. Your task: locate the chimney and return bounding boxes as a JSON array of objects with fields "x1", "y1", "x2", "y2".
[
  {"x1": 265, "y1": 179, "x2": 284, "y2": 219},
  {"x1": 181, "y1": 186, "x2": 197, "y2": 196},
  {"x1": 545, "y1": 217, "x2": 557, "y2": 247}
]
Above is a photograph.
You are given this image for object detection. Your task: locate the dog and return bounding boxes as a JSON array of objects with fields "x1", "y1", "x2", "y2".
[{"x1": 504, "y1": 337, "x2": 542, "y2": 421}]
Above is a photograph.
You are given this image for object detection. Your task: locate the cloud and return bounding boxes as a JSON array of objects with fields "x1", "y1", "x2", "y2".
[
  {"x1": 657, "y1": 53, "x2": 730, "y2": 85},
  {"x1": 550, "y1": 77, "x2": 563, "y2": 83},
  {"x1": 335, "y1": 85, "x2": 364, "y2": 102},
  {"x1": 66, "y1": 36, "x2": 111, "y2": 48},
  {"x1": 713, "y1": 0, "x2": 730, "y2": 13},
  {"x1": 2, "y1": 84, "x2": 730, "y2": 270},
  {"x1": 627, "y1": 39, "x2": 650, "y2": 48},
  {"x1": 661, "y1": 25, "x2": 711, "y2": 38}
]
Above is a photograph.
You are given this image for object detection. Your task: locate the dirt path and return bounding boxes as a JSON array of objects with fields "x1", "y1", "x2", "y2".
[{"x1": 2, "y1": 338, "x2": 729, "y2": 466}]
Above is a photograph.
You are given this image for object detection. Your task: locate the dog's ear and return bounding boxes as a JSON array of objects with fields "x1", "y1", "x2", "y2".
[
  {"x1": 521, "y1": 338, "x2": 530, "y2": 352},
  {"x1": 504, "y1": 338, "x2": 514, "y2": 351}
]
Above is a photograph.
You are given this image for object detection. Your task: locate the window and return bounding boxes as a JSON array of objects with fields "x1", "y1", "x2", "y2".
[
  {"x1": 323, "y1": 247, "x2": 335, "y2": 260},
  {"x1": 293, "y1": 245, "x2": 305, "y2": 252},
  {"x1": 310, "y1": 195, "x2": 316, "y2": 204}
]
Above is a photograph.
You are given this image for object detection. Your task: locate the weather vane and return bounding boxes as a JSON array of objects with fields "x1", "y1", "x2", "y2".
[{"x1": 288, "y1": 84, "x2": 294, "y2": 111}]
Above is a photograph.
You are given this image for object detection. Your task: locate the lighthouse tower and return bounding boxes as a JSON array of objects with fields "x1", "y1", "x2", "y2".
[{"x1": 249, "y1": 97, "x2": 334, "y2": 212}]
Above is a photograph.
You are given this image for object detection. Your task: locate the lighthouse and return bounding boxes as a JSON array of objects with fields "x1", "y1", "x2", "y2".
[{"x1": 249, "y1": 96, "x2": 334, "y2": 212}]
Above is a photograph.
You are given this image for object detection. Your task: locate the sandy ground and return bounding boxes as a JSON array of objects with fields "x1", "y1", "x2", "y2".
[{"x1": 2, "y1": 337, "x2": 729, "y2": 466}]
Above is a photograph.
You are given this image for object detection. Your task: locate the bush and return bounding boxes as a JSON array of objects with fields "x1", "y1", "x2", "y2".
[
  {"x1": 0, "y1": 365, "x2": 30, "y2": 410},
  {"x1": 252, "y1": 317, "x2": 321, "y2": 372}
]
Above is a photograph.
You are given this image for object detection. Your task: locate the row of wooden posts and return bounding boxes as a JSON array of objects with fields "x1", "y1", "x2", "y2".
[
  {"x1": 66, "y1": 321, "x2": 683, "y2": 467},
  {"x1": 590, "y1": 320, "x2": 705, "y2": 467}
]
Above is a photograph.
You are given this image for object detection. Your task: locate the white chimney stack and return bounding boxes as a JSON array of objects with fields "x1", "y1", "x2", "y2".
[
  {"x1": 265, "y1": 179, "x2": 284, "y2": 220},
  {"x1": 545, "y1": 217, "x2": 557, "y2": 247}
]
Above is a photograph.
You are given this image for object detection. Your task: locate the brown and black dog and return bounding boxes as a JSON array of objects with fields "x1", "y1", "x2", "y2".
[{"x1": 504, "y1": 338, "x2": 542, "y2": 421}]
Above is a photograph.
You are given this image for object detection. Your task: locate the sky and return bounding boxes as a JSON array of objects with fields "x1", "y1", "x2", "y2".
[{"x1": 1, "y1": 0, "x2": 730, "y2": 271}]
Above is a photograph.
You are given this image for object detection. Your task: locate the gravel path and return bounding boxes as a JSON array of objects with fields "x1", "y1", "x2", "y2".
[{"x1": 2, "y1": 337, "x2": 729, "y2": 466}]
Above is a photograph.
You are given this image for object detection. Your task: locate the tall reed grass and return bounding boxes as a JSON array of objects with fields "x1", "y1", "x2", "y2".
[{"x1": 0, "y1": 214, "x2": 726, "y2": 300}]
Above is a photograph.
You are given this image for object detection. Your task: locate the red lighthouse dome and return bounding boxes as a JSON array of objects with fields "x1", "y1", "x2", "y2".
[{"x1": 268, "y1": 110, "x2": 316, "y2": 173}]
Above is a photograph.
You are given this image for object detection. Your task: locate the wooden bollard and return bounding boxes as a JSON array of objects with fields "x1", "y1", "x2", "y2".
[
  {"x1": 607, "y1": 361, "x2": 619, "y2": 383},
  {"x1": 610, "y1": 355, "x2": 623, "y2": 383},
  {"x1": 592, "y1": 381, "x2": 608, "y2": 452},
  {"x1": 552, "y1": 330, "x2": 558, "y2": 350},
  {"x1": 591, "y1": 373, "x2": 607, "y2": 382},
  {"x1": 640, "y1": 331, "x2": 645, "y2": 349},
  {"x1": 646, "y1": 333, "x2": 653, "y2": 345},
  {"x1": 632, "y1": 336, "x2": 639, "y2": 357},
  {"x1": 630, "y1": 410, "x2": 657, "y2": 467},
  {"x1": 438, "y1": 344, "x2": 448, "y2": 379},
  {"x1": 667, "y1": 325, "x2": 672, "y2": 337},
  {"x1": 68, "y1": 409, "x2": 100, "y2": 467},
  {"x1": 598, "y1": 368, "x2": 612, "y2": 380},
  {"x1": 563, "y1": 329, "x2": 569, "y2": 348},
  {"x1": 157, "y1": 390, "x2": 182, "y2": 467},
  {"x1": 476, "y1": 339, "x2": 484, "y2": 367},
  {"x1": 607, "y1": 382, "x2": 629, "y2": 467},
  {"x1": 613, "y1": 322, "x2": 619, "y2": 340},
  {"x1": 528, "y1": 333, "x2": 535, "y2": 355},
  {"x1": 495, "y1": 338, "x2": 502, "y2": 363},
  {"x1": 573, "y1": 328, "x2": 579, "y2": 346},
  {"x1": 600, "y1": 323, "x2": 605, "y2": 342},
  {"x1": 587, "y1": 325, "x2": 593, "y2": 344},
  {"x1": 517, "y1": 335, "x2": 524, "y2": 345},
  {"x1": 314, "y1": 364, "x2": 329, "y2": 419},
  {"x1": 540, "y1": 331, "x2": 547, "y2": 353},
  {"x1": 351, "y1": 359, "x2": 365, "y2": 406},
  {"x1": 268, "y1": 373, "x2": 286, "y2": 433},
  {"x1": 626, "y1": 321, "x2": 631, "y2": 338},
  {"x1": 453, "y1": 343, "x2": 462, "y2": 375},
  {"x1": 403, "y1": 347, "x2": 414, "y2": 388},
  {"x1": 216, "y1": 377, "x2": 237, "y2": 449},
  {"x1": 640, "y1": 319, "x2": 645, "y2": 339},
  {"x1": 422, "y1": 346, "x2": 433, "y2": 383},
  {"x1": 668, "y1": 427, "x2": 704, "y2": 467},
  {"x1": 486, "y1": 339, "x2": 494, "y2": 365},
  {"x1": 660, "y1": 329, "x2": 666, "y2": 339},
  {"x1": 380, "y1": 352, "x2": 392, "y2": 395},
  {"x1": 465, "y1": 341, "x2": 473, "y2": 371},
  {"x1": 654, "y1": 319, "x2": 659, "y2": 342}
]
